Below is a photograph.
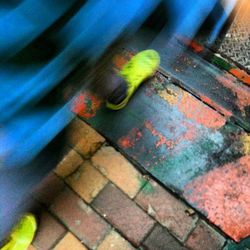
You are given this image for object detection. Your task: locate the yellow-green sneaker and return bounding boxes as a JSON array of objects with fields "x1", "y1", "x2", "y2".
[
  {"x1": 107, "y1": 49, "x2": 160, "y2": 110},
  {"x1": 0, "y1": 213, "x2": 37, "y2": 250}
]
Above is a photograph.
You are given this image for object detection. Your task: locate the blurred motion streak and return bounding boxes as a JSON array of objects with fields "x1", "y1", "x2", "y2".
[{"x1": 0, "y1": 0, "x2": 160, "y2": 168}]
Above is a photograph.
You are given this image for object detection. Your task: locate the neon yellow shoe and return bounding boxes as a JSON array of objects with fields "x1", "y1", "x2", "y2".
[
  {"x1": 1, "y1": 213, "x2": 37, "y2": 250},
  {"x1": 107, "y1": 49, "x2": 160, "y2": 110}
]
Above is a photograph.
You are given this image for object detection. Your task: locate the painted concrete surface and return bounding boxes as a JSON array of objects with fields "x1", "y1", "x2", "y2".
[
  {"x1": 156, "y1": 40, "x2": 250, "y2": 132},
  {"x1": 73, "y1": 50, "x2": 250, "y2": 243}
]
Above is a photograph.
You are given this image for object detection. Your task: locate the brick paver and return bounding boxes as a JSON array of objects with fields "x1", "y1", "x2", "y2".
[
  {"x1": 54, "y1": 232, "x2": 88, "y2": 250},
  {"x1": 33, "y1": 173, "x2": 64, "y2": 207},
  {"x1": 66, "y1": 161, "x2": 108, "y2": 203},
  {"x1": 97, "y1": 230, "x2": 134, "y2": 250},
  {"x1": 185, "y1": 220, "x2": 226, "y2": 250},
  {"x1": 92, "y1": 146, "x2": 143, "y2": 198},
  {"x1": 50, "y1": 188, "x2": 109, "y2": 249},
  {"x1": 92, "y1": 183, "x2": 155, "y2": 247},
  {"x1": 142, "y1": 224, "x2": 187, "y2": 250},
  {"x1": 67, "y1": 118, "x2": 105, "y2": 158},
  {"x1": 32, "y1": 211, "x2": 66, "y2": 250},
  {"x1": 135, "y1": 179, "x2": 198, "y2": 241},
  {"x1": 54, "y1": 147, "x2": 83, "y2": 178}
]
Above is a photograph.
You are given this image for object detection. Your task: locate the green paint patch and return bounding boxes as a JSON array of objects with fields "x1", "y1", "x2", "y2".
[
  {"x1": 150, "y1": 148, "x2": 208, "y2": 191},
  {"x1": 211, "y1": 55, "x2": 232, "y2": 72},
  {"x1": 149, "y1": 130, "x2": 225, "y2": 191},
  {"x1": 138, "y1": 176, "x2": 148, "y2": 189},
  {"x1": 141, "y1": 180, "x2": 155, "y2": 194},
  {"x1": 224, "y1": 238, "x2": 250, "y2": 250}
]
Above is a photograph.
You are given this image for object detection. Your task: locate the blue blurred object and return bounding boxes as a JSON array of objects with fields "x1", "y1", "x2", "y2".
[{"x1": 0, "y1": 0, "x2": 160, "y2": 169}]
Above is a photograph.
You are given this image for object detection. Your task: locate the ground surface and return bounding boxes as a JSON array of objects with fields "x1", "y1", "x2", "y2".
[
  {"x1": 71, "y1": 46, "x2": 250, "y2": 243},
  {"x1": 29, "y1": 117, "x2": 244, "y2": 250}
]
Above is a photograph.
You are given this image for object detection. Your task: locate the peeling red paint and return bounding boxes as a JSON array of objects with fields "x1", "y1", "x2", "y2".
[
  {"x1": 118, "y1": 128, "x2": 142, "y2": 148},
  {"x1": 216, "y1": 74, "x2": 250, "y2": 112},
  {"x1": 229, "y1": 68, "x2": 250, "y2": 86},
  {"x1": 72, "y1": 92, "x2": 102, "y2": 119},
  {"x1": 184, "y1": 155, "x2": 250, "y2": 242},
  {"x1": 119, "y1": 120, "x2": 197, "y2": 150},
  {"x1": 179, "y1": 121, "x2": 198, "y2": 142},
  {"x1": 145, "y1": 121, "x2": 175, "y2": 149},
  {"x1": 199, "y1": 94, "x2": 233, "y2": 118},
  {"x1": 155, "y1": 83, "x2": 226, "y2": 129},
  {"x1": 177, "y1": 92, "x2": 226, "y2": 129}
]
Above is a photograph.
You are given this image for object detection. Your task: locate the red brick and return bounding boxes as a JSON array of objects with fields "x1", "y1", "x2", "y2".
[
  {"x1": 33, "y1": 173, "x2": 64, "y2": 207},
  {"x1": 54, "y1": 147, "x2": 83, "y2": 178},
  {"x1": 92, "y1": 183, "x2": 155, "y2": 247},
  {"x1": 50, "y1": 188, "x2": 109, "y2": 249},
  {"x1": 66, "y1": 161, "x2": 108, "y2": 203},
  {"x1": 91, "y1": 146, "x2": 143, "y2": 198},
  {"x1": 33, "y1": 211, "x2": 66, "y2": 250},
  {"x1": 54, "y1": 232, "x2": 88, "y2": 250},
  {"x1": 135, "y1": 179, "x2": 197, "y2": 241},
  {"x1": 142, "y1": 224, "x2": 187, "y2": 250},
  {"x1": 66, "y1": 118, "x2": 105, "y2": 158},
  {"x1": 186, "y1": 220, "x2": 225, "y2": 250}
]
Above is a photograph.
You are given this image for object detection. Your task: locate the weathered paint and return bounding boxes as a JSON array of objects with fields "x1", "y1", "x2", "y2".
[
  {"x1": 137, "y1": 176, "x2": 148, "y2": 190},
  {"x1": 84, "y1": 65, "x2": 230, "y2": 192},
  {"x1": 153, "y1": 79, "x2": 226, "y2": 129},
  {"x1": 229, "y1": 68, "x2": 250, "y2": 86},
  {"x1": 178, "y1": 37, "x2": 250, "y2": 86},
  {"x1": 198, "y1": 94, "x2": 233, "y2": 118},
  {"x1": 216, "y1": 74, "x2": 250, "y2": 113},
  {"x1": 118, "y1": 128, "x2": 142, "y2": 148},
  {"x1": 72, "y1": 92, "x2": 102, "y2": 119},
  {"x1": 224, "y1": 237, "x2": 250, "y2": 250},
  {"x1": 145, "y1": 121, "x2": 175, "y2": 149},
  {"x1": 184, "y1": 155, "x2": 250, "y2": 242},
  {"x1": 141, "y1": 180, "x2": 155, "y2": 195},
  {"x1": 157, "y1": 39, "x2": 250, "y2": 131},
  {"x1": 179, "y1": 121, "x2": 198, "y2": 142},
  {"x1": 149, "y1": 128, "x2": 226, "y2": 191},
  {"x1": 241, "y1": 135, "x2": 250, "y2": 155},
  {"x1": 158, "y1": 88, "x2": 179, "y2": 105},
  {"x1": 177, "y1": 91, "x2": 226, "y2": 129},
  {"x1": 211, "y1": 54, "x2": 232, "y2": 72},
  {"x1": 77, "y1": 48, "x2": 250, "y2": 243}
]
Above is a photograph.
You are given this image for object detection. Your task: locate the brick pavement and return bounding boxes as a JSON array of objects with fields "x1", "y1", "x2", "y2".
[{"x1": 28, "y1": 118, "x2": 245, "y2": 250}]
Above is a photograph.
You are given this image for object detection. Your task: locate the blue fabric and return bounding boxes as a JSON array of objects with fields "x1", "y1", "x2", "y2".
[
  {"x1": 0, "y1": 0, "x2": 160, "y2": 169},
  {"x1": 0, "y1": 0, "x2": 77, "y2": 61}
]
